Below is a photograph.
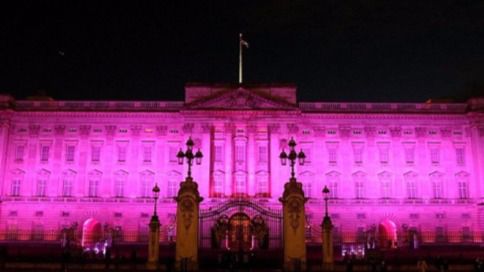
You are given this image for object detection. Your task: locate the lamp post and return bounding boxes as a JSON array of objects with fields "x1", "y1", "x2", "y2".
[
  {"x1": 322, "y1": 185, "x2": 334, "y2": 269},
  {"x1": 147, "y1": 183, "x2": 161, "y2": 270},
  {"x1": 177, "y1": 137, "x2": 203, "y2": 178},
  {"x1": 175, "y1": 137, "x2": 204, "y2": 271},
  {"x1": 279, "y1": 137, "x2": 306, "y2": 180}
]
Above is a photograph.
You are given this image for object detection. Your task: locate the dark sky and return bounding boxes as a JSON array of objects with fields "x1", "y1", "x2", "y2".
[{"x1": 1, "y1": 1, "x2": 484, "y2": 102}]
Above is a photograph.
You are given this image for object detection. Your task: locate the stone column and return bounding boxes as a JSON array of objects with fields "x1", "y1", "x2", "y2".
[
  {"x1": 175, "y1": 177, "x2": 203, "y2": 271},
  {"x1": 280, "y1": 178, "x2": 307, "y2": 271},
  {"x1": 322, "y1": 215, "x2": 334, "y2": 270},
  {"x1": 146, "y1": 215, "x2": 160, "y2": 270}
]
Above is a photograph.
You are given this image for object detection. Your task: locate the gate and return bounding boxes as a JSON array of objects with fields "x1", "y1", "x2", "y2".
[{"x1": 199, "y1": 200, "x2": 283, "y2": 249}]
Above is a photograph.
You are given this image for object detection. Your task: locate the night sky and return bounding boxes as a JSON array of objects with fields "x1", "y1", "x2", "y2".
[{"x1": 1, "y1": 1, "x2": 484, "y2": 102}]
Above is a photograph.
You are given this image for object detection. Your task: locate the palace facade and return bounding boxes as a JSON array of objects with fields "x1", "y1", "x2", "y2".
[{"x1": 0, "y1": 84, "x2": 483, "y2": 252}]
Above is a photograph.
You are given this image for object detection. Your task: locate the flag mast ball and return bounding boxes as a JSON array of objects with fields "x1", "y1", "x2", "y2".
[{"x1": 239, "y1": 33, "x2": 249, "y2": 84}]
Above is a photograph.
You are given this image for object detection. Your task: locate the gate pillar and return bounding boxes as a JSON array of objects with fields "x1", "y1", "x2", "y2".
[
  {"x1": 175, "y1": 177, "x2": 203, "y2": 271},
  {"x1": 280, "y1": 177, "x2": 307, "y2": 271}
]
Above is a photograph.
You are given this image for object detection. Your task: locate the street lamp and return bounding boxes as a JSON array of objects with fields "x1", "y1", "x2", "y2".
[
  {"x1": 279, "y1": 137, "x2": 306, "y2": 179},
  {"x1": 177, "y1": 137, "x2": 203, "y2": 178},
  {"x1": 322, "y1": 185, "x2": 330, "y2": 218},
  {"x1": 152, "y1": 183, "x2": 160, "y2": 216}
]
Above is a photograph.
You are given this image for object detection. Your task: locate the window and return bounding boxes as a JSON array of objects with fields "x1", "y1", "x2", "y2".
[
  {"x1": 301, "y1": 145, "x2": 312, "y2": 164},
  {"x1": 458, "y1": 180, "x2": 469, "y2": 199},
  {"x1": 462, "y1": 226, "x2": 472, "y2": 242},
  {"x1": 256, "y1": 171, "x2": 269, "y2": 196},
  {"x1": 11, "y1": 179, "x2": 21, "y2": 196},
  {"x1": 139, "y1": 171, "x2": 154, "y2": 198},
  {"x1": 378, "y1": 172, "x2": 392, "y2": 198},
  {"x1": 62, "y1": 178, "x2": 73, "y2": 197},
  {"x1": 114, "y1": 178, "x2": 124, "y2": 197},
  {"x1": 428, "y1": 142, "x2": 441, "y2": 165},
  {"x1": 355, "y1": 182, "x2": 364, "y2": 199},
  {"x1": 377, "y1": 142, "x2": 390, "y2": 164},
  {"x1": 353, "y1": 172, "x2": 366, "y2": 199},
  {"x1": 65, "y1": 145, "x2": 76, "y2": 162},
  {"x1": 235, "y1": 145, "x2": 245, "y2": 163},
  {"x1": 118, "y1": 146, "x2": 127, "y2": 163},
  {"x1": 235, "y1": 172, "x2": 246, "y2": 194},
  {"x1": 91, "y1": 146, "x2": 101, "y2": 162},
  {"x1": 404, "y1": 171, "x2": 418, "y2": 199},
  {"x1": 455, "y1": 147, "x2": 465, "y2": 166},
  {"x1": 214, "y1": 145, "x2": 224, "y2": 163},
  {"x1": 169, "y1": 145, "x2": 179, "y2": 163},
  {"x1": 403, "y1": 142, "x2": 416, "y2": 164},
  {"x1": 88, "y1": 179, "x2": 99, "y2": 197},
  {"x1": 352, "y1": 142, "x2": 364, "y2": 164},
  {"x1": 326, "y1": 142, "x2": 338, "y2": 164},
  {"x1": 167, "y1": 178, "x2": 178, "y2": 198},
  {"x1": 407, "y1": 181, "x2": 418, "y2": 199},
  {"x1": 36, "y1": 179, "x2": 47, "y2": 197},
  {"x1": 14, "y1": 144, "x2": 25, "y2": 162},
  {"x1": 303, "y1": 182, "x2": 312, "y2": 198},
  {"x1": 258, "y1": 146, "x2": 268, "y2": 163},
  {"x1": 213, "y1": 171, "x2": 225, "y2": 197},
  {"x1": 326, "y1": 171, "x2": 340, "y2": 199},
  {"x1": 429, "y1": 172, "x2": 444, "y2": 199},
  {"x1": 456, "y1": 172, "x2": 470, "y2": 199},
  {"x1": 40, "y1": 145, "x2": 50, "y2": 162},
  {"x1": 143, "y1": 146, "x2": 152, "y2": 163}
]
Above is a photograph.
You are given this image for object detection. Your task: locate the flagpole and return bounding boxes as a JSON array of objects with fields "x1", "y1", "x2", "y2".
[{"x1": 239, "y1": 33, "x2": 243, "y2": 84}]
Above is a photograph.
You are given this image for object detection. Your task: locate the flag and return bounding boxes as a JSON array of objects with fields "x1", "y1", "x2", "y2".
[{"x1": 240, "y1": 34, "x2": 249, "y2": 48}]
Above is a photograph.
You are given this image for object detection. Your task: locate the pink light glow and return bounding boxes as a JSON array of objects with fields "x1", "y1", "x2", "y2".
[{"x1": 0, "y1": 88, "x2": 482, "y2": 249}]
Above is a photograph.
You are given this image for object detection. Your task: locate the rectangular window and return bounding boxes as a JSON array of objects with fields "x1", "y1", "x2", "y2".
[
  {"x1": 235, "y1": 145, "x2": 245, "y2": 163},
  {"x1": 40, "y1": 145, "x2": 50, "y2": 162},
  {"x1": 214, "y1": 145, "x2": 224, "y2": 163},
  {"x1": 167, "y1": 179, "x2": 178, "y2": 198},
  {"x1": 403, "y1": 142, "x2": 415, "y2": 164},
  {"x1": 378, "y1": 142, "x2": 390, "y2": 164},
  {"x1": 329, "y1": 182, "x2": 338, "y2": 198},
  {"x1": 328, "y1": 149, "x2": 337, "y2": 164},
  {"x1": 91, "y1": 146, "x2": 101, "y2": 162},
  {"x1": 15, "y1": 145, "x2": 25, "y2": 162},
  {"x1": 114, "y1": 179, "x2": 124, "y2": 198},
  {"x1": 36, "y1": 179, "x2": 47, "y2": 197},
  {"x1": 11, "y1": 179, "x2": 21, "y2": 196},
  {"x1": 456, "y1": 148, "x2": 465, "y2": 166},
  {"x1": 65, "y1": 145, "x2": 75, "y2": 162},
  {"x1": 169, "y1": 146, "x2": 179, "y2": 163},
  {"x1": 88, "y1": 179, "x2": 99, "y2": 197},
  {"x1": 381, "y1": 181, "x2": 391, "y2": 198},
  {"x1": 118, "y1": 146, "x2": 127, "y2": 163},
  {"x1": 458, "y1": 181, "x2": 469, "y2": 199},
  {"x1": 258, "y1": 146, "x2": 268, "y2": 163},
  {"x1": 303, "y1": 182, "x2": 312, "y2": 198},
  {"x1": 407, "y1": 182, "x2": 417, "y2": 199},
  {"x1": 355, "y1": 182, "x2": 364, "y2": 199},
  {"x1": 352, "y1": 142, "x2": 364, "y2": 164},
  {"x1": 143, "y1": 146, "x2": 152, "y2": 163},
  {"x1": 429, "y1": 143, "x2": 441, "y2": 165},
  {"x1": 62, "y1": 179, "x2": 73, "y2": 197}
]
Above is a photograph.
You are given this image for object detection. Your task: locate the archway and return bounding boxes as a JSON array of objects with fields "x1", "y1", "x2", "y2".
[
  {"x1": 228, "y1": 212, "x2": 252, "y2": 252},
  {"x1": 378, "y1": 219, "x2": 397, "y2": 249},
  {"x1": 81, "y1": 218, "x2": 103, "y2": 249}
]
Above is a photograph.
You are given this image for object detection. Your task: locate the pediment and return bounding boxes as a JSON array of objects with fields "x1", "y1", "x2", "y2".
[{"x1": 185, "y1": 88, "x2": 297, "y2": 110}]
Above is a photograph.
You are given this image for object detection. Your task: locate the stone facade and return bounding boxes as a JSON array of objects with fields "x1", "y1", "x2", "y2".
[{"x1": 0, "y1": 85, "x2": 483, "y2": 250}]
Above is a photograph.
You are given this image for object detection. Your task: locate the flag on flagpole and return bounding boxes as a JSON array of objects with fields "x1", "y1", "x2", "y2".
[{"x1": 240, "y1": 34, "x2": 249, "y2": 48}]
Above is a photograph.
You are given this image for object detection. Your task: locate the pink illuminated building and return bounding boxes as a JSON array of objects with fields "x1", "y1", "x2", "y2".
[{"x1": 0, "y1": 83, "x2": 484, "y2": 252}]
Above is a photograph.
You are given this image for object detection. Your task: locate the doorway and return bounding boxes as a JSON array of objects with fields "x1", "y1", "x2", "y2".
[{"x1": 229, "y1": 212, "x2": 252, "y2": 252}]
